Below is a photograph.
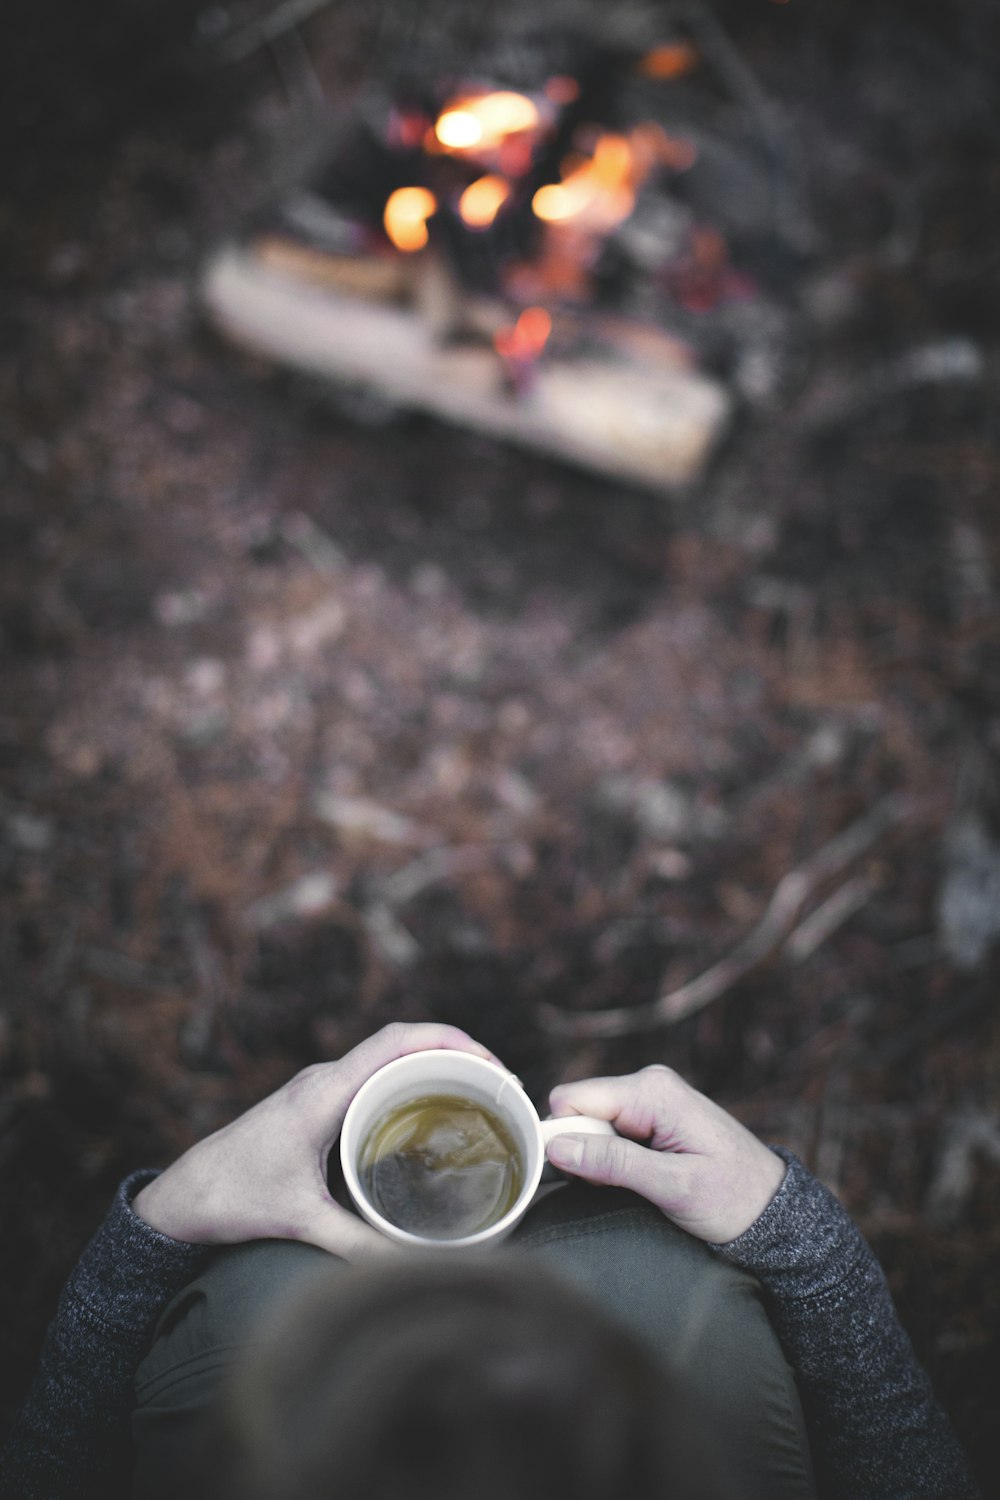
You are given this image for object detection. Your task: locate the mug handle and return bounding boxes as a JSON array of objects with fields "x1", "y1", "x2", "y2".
[{"x1": 536, "y1": 1115, "x2": 617, "y2": 1187}]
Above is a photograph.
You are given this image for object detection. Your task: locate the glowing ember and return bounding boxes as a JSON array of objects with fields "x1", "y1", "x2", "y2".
[
  {"x1": 630, "y1": 122, "x2": 698, "y2": 173},
  {"x1": 388, "y1": 109, "x2": 433, "y2": 151},
  {"x1": 544, "y1": 75, "x2": 580, "y2": 105},
  {"x1": 495, "y1": 306, "x2": 552, "y2": 365},
  {"x1": 434, "y1": 91, "x2": 540, "y2": 153},
  {"x1": 638, "y1": 42, "x2": 699, "y2": 79},
  {"x1": 383, "y1": 186, "x2": 438, "y2": 252},
  {"x1": 458, "y1": 174, "x2": 511, "y2": 228}
]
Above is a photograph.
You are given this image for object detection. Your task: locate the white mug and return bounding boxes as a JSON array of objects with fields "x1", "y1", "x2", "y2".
[{"x1": 340, "y1": 1049, "x2": 616, "y2": 1249}]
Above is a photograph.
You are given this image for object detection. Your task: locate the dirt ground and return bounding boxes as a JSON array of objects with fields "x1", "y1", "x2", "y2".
[{"x1": 2, "y1": 0, "x2": 999, "y2": 1489}]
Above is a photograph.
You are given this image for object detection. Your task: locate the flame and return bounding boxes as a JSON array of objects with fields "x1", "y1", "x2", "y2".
[
  {"x1": 458, "y1": 174, "x2": 511, "y2": 228},
  {"x1": 435, "y1": 110, "x2": 483, "y2": 150},
  {"x1": 531, "y1": 182, "x2": 584, "y2": 223},
  {"x1": 532, "y1": 132, "x2": 637, "y2": 231},
  {"x1": 434, "y1": 91, "x2": 540, "y2": 153},
  {"x1": 495, "y1": 306, "x2": 552, "y2": 363},
  {"x1": 531, "y1": 124, "x2": 695, "y2": 232},
  {"x1": 383, "y1": 186, "x2": 438, "y2": 252},
  {"x1": 638, "y1": 42, "x2": 699, "y2": 80}
]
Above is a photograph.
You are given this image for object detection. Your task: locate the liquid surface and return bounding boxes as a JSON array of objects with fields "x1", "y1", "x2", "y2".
[{"x1": 359, "y1": 1094, "x2": 524, "y2": 1240}]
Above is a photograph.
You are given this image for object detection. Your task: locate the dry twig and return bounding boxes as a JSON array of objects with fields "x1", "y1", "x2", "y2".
[
  {"x1": 179, "y1": 909, "x2": 230, "y2": 1065},
  {"x1": 784, "y1": 873, "x2": 880, "y2": 964},
  {"x1": 205, "y1": 0, "x2": 337, "y2": 64},
  {"x1": 539, "y1": 794, "x2": 913, "y2": 1039},
  {"x1": 268, "y1": 25, "x2": 326, "y2": 114}
]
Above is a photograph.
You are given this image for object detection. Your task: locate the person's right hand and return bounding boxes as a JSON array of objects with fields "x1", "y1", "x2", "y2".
[{"x1": 545, "y1": 1065, "x2": 786, "y2": 1245}]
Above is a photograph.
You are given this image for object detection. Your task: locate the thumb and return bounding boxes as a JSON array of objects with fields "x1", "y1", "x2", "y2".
[{"x1": 546, "y1": 1131, "x2": 668, "y2": 1198}]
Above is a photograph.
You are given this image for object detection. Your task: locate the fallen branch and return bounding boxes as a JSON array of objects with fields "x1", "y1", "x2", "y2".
[
  {"x1": 677, "y1": 0, "x2": 815, "y2": 254},
  {"x1": 80, "y1": 946, "x2": 183, "y2": 991},
  {"x1": 268, "y1": 23, "x2": 326, "y2": 115},
  {"x1": 784, "y1": 872, "x2": 880, "y2": 964},
  {"x1": 202, "y1": 247, "x2": 730, "y2": 493},
  {"x1": 538, "y1": 794, "x2": 913, "y2": 1039},
  {"x1": 380, "y1": 842, "x2": 512, "y2": 907},
  {"x1": 281, "y1": 511, "x2": 347, "y2": 574},
  {"x1": 800, "y1": 339, "x2": 985, "y2": 434},
  {"x1": 179, "y1": 908, "x2": 230, "y2": 1066},
  {"x1": 204, "y1": 0, "x2": 336, "y2": 64}
]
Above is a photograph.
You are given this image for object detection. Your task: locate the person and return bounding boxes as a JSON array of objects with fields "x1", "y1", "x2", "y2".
[{"x1": 0, "y1": 1022, "x2": 980, "y2": 1500}]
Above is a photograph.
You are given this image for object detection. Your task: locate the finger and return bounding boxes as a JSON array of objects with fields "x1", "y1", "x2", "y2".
[
  {"x1": 356, "y1": 1021, "x2": 495, "y2": 1070},
  {"x1": 322, "y1": 1023, "x2": 500, "y2": 1115},
  {"x1": 548, "y1": 1073, "x2": 651, "y2": 1128},
  {"x1": 297, "y1": 1025, "x2": 505, "y2": 1157},
  {"x1": 545, "y1": 1130, "x2": 685, "y2": 1207},
  {"x1": 548, "y1": 1074, "x2": 626, "y2": 1117}
]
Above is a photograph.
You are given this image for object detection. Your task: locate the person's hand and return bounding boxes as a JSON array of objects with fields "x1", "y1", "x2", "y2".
[
  {"x1": 544, "y1": 1065, "x2": 786, "y2": 1244},
  {"x1": 133, "y1": 1023, "x2": 498, "y2": 1261}
]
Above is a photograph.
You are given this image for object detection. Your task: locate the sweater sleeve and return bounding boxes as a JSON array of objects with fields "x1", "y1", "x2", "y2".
[
  {"x1": 711, "y1": 1148, "x2": 980, "y2": 1500},
  {"x1": 0, "y1": 1170, "x2": 211, "y2": 1500}
]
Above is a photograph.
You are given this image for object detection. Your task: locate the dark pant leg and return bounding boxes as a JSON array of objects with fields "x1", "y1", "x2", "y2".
[
  {"x1": 131, "y1": 1239, "x2": 338, "y2": 1499},
  {"x1": 133, "y1": 1190, "x2": 816, "y2": 1500},
  {"x1": 512, "y1": 1183, "x2": 817, "y2": 1500}
]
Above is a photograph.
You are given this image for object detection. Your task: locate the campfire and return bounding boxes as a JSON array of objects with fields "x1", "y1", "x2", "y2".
[{"x1": 201, "y1": 20, "x2": 804, "y2": 489}]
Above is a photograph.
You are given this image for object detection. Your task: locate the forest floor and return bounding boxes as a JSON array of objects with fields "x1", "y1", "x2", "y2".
[{"x1": 2, "y1": 1, "x2": 999, "y2": 1489}]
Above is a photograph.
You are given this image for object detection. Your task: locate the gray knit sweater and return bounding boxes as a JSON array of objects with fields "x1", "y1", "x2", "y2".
[
  {"x1": 0, "y1": 1152, "x2": 980, "y2": 1500},
  {"x1": 710, "y1": 1150, "x2": 979, "y2": 1500}
]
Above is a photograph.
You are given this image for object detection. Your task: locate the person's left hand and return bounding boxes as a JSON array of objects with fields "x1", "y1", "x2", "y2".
[{"x1": 132, "y1": 1023, "x2": 498, "y2": 1261}]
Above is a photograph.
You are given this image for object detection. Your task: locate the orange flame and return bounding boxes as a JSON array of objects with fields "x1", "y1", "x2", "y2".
[
  {"x1": 458, "y1": 174, "x2": 511, "y2": 228},
  {"x1": 531, "y1": 124, "x2": 696, "y2": 232},
  {"x1": 383, "y1": 186, "x2": 438, "y2": 252},
  {"x1": 434, "y1": 91, "x2": 540, "y2": 154},
  {"x1": 532, "y1": 132, "x2": 637, "y2": 231},
  {"x1": 495, "y1": 306, "x2": 552, "y2": 363}
]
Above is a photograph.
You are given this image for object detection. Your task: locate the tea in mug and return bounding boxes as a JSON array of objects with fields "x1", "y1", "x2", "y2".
[{"x1": 358, "y1": 1093, "x2": 524, "y2": 1240}]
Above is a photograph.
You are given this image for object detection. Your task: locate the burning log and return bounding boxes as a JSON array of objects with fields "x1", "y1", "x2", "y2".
[
  {"x1": 200, "y1": 22, "x2": 802, "y2": 486},
  {"x1": 203, "y1": 243, "x2": 729, "y2": 489}
]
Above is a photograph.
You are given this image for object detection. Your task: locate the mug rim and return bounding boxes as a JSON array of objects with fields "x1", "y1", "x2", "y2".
[{"x1": 339, "y1": 1049, "x2": 545, "y2": 1249}]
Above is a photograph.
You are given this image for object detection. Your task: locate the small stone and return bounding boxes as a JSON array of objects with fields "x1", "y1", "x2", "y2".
[
  {"x1": 177, "y1": 707, "x2": 229, "y2": 745},
  {"x1": 155, "y1": 590, "x2": 210, "y2": 626},
  {"x1": 287, "y1": 598, "x2": 347, "y2": 658},
  {"x1": 938, "y1": 815, "x2": 1000, "y2": 971},
  {"x1": 648, "y1": 848, "x2": 693, "y2": 881},
  {"x1": 186, "y1": 658, "x2": 226, "y2": 697},
  {"x1": 599, "y1": 774, "x2": 723, "y2": 842},
  {"x1": 313, "y1": 792, "x2": 430, "y2": 846},
  {"x1": 243, "y1": 871, "x2": 338, "y2": 931},
  {"x1": 492, "y1": 770, "x2": 540, "y2": 817},
  {"x1": 5, "y1": 810, "x2": 54, "y2": 852},
  {"x1": 410, "y1": 563, "x2": 448, "y2": 599},
  {"x1": 247, "y1": 624, "x2": 282, "y2": 672}
]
